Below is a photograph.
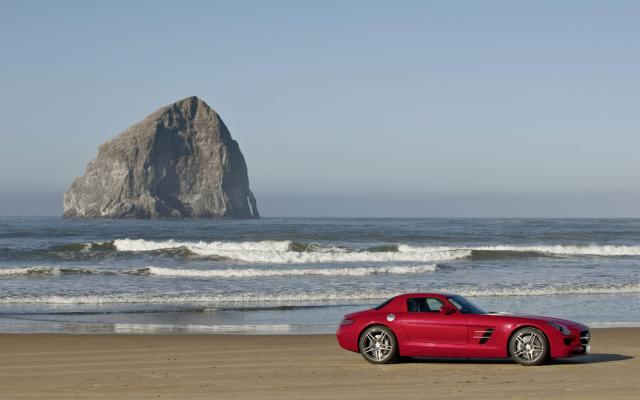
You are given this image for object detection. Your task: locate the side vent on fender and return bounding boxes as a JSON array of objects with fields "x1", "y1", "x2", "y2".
[{"x1": 473, "y1": 328, "x2": 495, "y2": 344}]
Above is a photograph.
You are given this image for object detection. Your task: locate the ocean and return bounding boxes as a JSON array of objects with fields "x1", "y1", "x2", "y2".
[{"x1": 1, "y1": 217, "x2": 639, "y2": 334}]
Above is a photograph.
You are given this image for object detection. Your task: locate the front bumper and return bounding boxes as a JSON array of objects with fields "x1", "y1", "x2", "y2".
[
  {"x1": 563, "y1": 328, "x2": 591, "y2": 356},
  {"x1": 578, "y1": 329, "x2": 591, "y2": 354}
]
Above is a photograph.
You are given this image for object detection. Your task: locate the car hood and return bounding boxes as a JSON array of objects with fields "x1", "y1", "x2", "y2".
[{"x1": 489, "y1": 312, "x2": 587, "y2": 329}]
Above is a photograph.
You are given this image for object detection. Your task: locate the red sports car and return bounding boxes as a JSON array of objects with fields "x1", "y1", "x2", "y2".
[{"x1": 336, "y1": 292, "x2": 590, "y2": 366}]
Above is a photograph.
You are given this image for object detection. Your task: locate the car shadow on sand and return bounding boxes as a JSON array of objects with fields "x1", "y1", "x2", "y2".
[
  {"x1": 550, "y1": 353, "x2": 633, "y2": 365},
  {"x1": 404, "y1": 353, "x2": 632, "y2": 365}
]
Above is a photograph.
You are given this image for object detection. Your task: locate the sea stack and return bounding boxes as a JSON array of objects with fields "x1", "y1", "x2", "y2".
[{"x1": 63, "y1": 96, "x2": 259, "y2": 219}]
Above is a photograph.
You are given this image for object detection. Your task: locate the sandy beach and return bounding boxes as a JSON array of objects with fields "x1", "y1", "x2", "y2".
[{"x1": 0, "y1": 328, "x2": 637, "y2": 399}]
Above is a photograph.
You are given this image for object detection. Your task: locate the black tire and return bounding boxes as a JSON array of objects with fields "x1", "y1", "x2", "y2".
[
  {"x1": 359, "y1": 325, "x2": 398, "y2": 364},
  {"x1": 509, "y1": 327, "x2": 549, "y2": 366}
]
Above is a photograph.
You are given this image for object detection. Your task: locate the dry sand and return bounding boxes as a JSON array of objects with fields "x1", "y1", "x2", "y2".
[{"x1": 1, "y1": 328, "x2": 638, "y2": 399}]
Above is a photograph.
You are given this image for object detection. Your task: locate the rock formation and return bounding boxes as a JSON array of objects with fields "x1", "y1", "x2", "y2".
[{"x1": 63, "y1": 96, "x2": 259, "y2": 219}]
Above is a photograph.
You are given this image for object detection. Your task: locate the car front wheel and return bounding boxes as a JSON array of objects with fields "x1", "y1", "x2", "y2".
[
  {"x1": 509, "y1": 327, "x2": 549, "y2": 366},
  {"x1": 359, "y1": 325, "x2": 398, "y2": 364}
]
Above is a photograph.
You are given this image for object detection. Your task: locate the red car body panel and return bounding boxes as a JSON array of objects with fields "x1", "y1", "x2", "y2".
[{"x1": 336, "y1": 293, "x2": 589, "y2": 360}]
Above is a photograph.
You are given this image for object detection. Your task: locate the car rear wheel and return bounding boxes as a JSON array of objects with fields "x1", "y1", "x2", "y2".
[
  {"x1": 359, "y1": 325, "x2": 398, "y2": 364},
  {"x1": 509, "y1": 327, "x2": 549, "y2": 366}
]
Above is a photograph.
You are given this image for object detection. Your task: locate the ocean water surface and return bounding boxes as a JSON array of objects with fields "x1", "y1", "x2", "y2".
[{"x1": 0, "y1": 217, "x2": 639, "y2": 333}]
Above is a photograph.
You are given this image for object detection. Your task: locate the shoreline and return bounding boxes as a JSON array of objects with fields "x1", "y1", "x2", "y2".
[
  {"x1": 2, "y1": 317, "x2": 640, "y2": 336},
  {"x1": 1, "y1": 328, "x2": 638, "y2": 399},
  {"x1": 1, "y1": 320, "x2": 640, "y2": 336}
]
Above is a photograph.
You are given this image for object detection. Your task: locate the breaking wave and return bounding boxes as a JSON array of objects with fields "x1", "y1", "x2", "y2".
[
  {"x1": 459, "y1": 284, "x2": 640, "y2": 296},
  {"x1": 0, "y1": 267, "x2": 60, "y2": 276},
  {"x1": 140, "y1": 264, "x2": 438, "y2": 278},
  {"x1": 0, "y1": 264, "x2": 438, "y2": 278},
  {"x1": 0, "y1": 267, "x2": 118, "y2": 276},
  {"x1": 1, "y1": 283, "x2": 638, "y2": 304},
  {"x1": 467, "y1": 244, "x2": 640, "y2": 257},
  {"x1": 110, "y1": 239, "x2": 640, "y2": 263},
  {"x1": 19, "y1": 239, "x2": 640, "y2": 264},
  {"x1": 50, "y1": 241, "x2": 116, "y2": 252},
  {"x1": 113, "y1": 239, "x2": 471, "y2": 263}
]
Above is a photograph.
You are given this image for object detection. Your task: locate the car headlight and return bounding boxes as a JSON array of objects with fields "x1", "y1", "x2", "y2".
[
  {"x1": 340, "y1": 318, "x2": 355, "y2": 326},
  {"x1": 547, "y1": 321, "x2": 572, "y2": 336}
]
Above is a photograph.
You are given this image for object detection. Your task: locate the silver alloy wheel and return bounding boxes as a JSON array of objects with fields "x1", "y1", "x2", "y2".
[
  {"x1": 361, "y1": 328, "x2": 394, "y2": 362},
  {"x1": 512, "y1": 331, "x2": 545, "y2": 363}
]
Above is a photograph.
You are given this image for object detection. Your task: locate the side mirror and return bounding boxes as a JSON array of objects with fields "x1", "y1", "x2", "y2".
[{"x1": 440, "y1": 305, "x2": 456, "y2": 315}]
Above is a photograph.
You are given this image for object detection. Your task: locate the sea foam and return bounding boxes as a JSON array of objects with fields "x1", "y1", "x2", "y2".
[
  {"x1": 0, "y1": 267, "x2": 59, "y2": 276},
  {"x1": 2, "y1": 283, "x2": 638, "y2": 304},
  {"x1": 143, "y1": 264, "x2": 438, "y2": 278},
  {"x1": 112, "y1": 239, "x2": 640, "y2": 264},
  {"x1": 113, "y1": 239, "x2": 471, "y2": 263},
  {"x1": 0, "y1": 264, "x2": 437, "y2": 278}
]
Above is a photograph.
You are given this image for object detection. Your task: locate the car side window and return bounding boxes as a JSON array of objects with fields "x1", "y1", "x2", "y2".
[
  {"x1": 426, "y1": 298, "x2": 444, "y2": 312},
  {"x1": 407, "y1": 297, "x2": 444, "y2": 313}
]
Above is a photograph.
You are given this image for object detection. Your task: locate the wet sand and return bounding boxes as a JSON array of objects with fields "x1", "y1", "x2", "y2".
[{"x1": 1, "y1": 328, "x2": 638, "y2": 399}]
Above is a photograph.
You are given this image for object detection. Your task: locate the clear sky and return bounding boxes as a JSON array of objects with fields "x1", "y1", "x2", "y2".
[{"x1": 0, "y1": 1, "x2": 639, "y2": 217}]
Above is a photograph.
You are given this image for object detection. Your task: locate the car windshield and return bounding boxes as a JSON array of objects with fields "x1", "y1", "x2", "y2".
[{"x1": 447, "y1": 295, "x2": 487, "y2": 314}]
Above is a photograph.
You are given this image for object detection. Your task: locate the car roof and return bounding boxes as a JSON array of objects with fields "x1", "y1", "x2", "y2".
[
  {"x1": 397, "y1": 292, "x2": 455, "y2": 298},
  {"x1": 373, "y1": 293, "x2": 458, "y2": 312}
]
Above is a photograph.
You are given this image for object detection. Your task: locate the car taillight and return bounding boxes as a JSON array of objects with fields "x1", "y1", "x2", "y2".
[{"x1": 340, "y1": 318, "x2": 355, "y2": 326}]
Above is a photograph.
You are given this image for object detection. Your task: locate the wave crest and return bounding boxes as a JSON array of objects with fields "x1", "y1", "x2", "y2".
[
  {"x1": 141, "y1": 264, "x2": 438, "y2": 278},
  {"x1": 0, "y1": 267, "x2": 59, "y2": 276},
  {"x1": 111, "y1": 239, "x2": 640, "y2": 264},
  {"x1": 1, "y1": 283, "x2": 639, "y2": 304},
  {"x1": 470, "y1": 245, "x2": 640, "y2": 257},
  {"x1": 0, "y1": 267, "x2": 119, "y2": 276},
  {"x1": 113, "y1": 239, "x2": 471, "y2": 263},
  {"x1": 50, "y1": 241, "x2": 116, "y2": 252},
  {"x1": 0, "y1": 264, "x2": 437, "y2": 278}
]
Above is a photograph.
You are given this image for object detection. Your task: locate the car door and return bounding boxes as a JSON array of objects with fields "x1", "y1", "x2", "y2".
[
  {"x1": 399, "y1": 297, "x2": 468, "y2": 350},
  {"x1": 464, "y1": 313, "x2": 503, "y2": 356}
]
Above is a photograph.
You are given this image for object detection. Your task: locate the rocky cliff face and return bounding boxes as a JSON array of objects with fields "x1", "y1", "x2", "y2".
[{"x1": 64, "y1": 96, "x2": 259, "y2": 219}]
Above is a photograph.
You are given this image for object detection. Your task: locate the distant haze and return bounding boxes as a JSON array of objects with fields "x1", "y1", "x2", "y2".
[
  {"x1": 1, "y1": 1, "x2": 639, "y2": 217},
  {"x1": 2, "y1": 192, "x2": 639, "y2": 218}
]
